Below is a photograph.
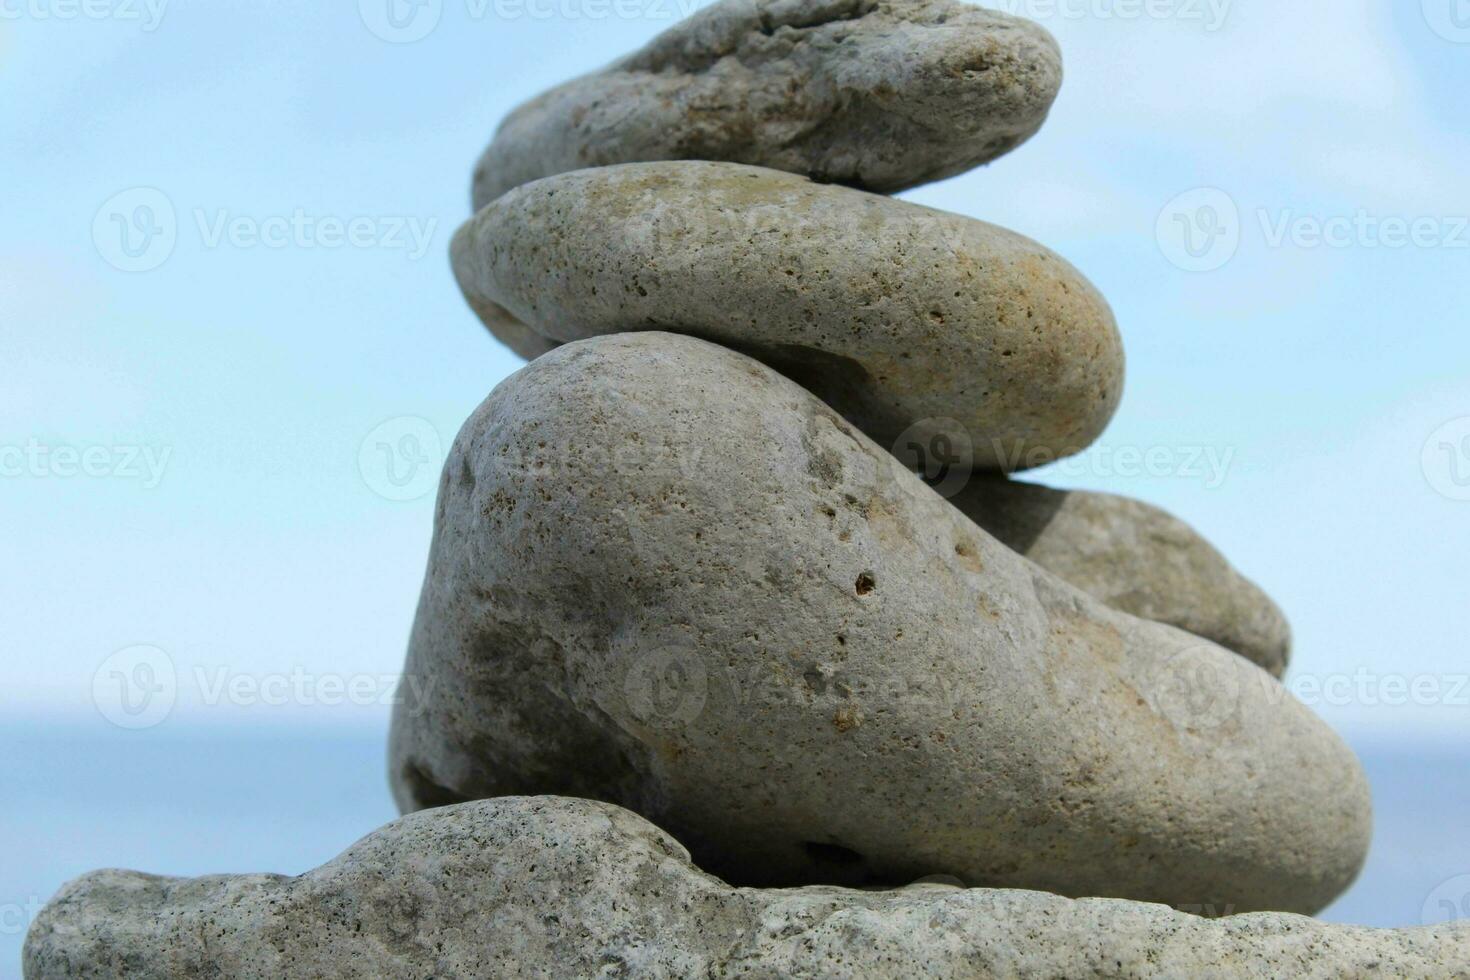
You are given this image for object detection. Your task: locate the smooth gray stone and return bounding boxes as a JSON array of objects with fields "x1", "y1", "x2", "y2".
[
  {"x1": 452, "y1": 161, "x2": 1124, "y2": 471},
  {"x1": 952, "y1": 477, "x2": 1291, "y2": 677},
  {"x1": 471, "y1": 0, "x2": 1063, "y2": 210},
  {"x1": 388, "y1": 332, "x2": 1369, "y2": 915},
  {"x1": 25, "y1": 797, "x2": 1462, "y2": 980}
]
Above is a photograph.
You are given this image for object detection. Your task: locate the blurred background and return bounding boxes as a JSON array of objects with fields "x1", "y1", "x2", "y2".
[{"x1": 3, "y1": 0, "x2": 1468, "y2": 971}]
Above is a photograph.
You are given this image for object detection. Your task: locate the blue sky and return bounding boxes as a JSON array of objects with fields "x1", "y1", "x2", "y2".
[{"x1": 2, "y1": 0, "x2": 1468, "y2": 743}]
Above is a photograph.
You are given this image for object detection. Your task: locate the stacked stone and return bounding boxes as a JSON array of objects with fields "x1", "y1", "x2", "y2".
[
  {"x1": 23, "y1": 2, "x2": 1470, "y2": 977},
  {"x1": 404, "y1": 0, "x2": 1345, "y2": 904}
]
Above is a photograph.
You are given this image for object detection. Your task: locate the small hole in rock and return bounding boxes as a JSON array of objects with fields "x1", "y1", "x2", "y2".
[{"x1": 855, "y1": 573, "x2": 876, "y2": 596}]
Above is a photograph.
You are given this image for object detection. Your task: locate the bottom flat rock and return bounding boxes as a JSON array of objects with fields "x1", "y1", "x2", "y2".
[{"x1": 25, "y1": 797, "x2": 1469, "y2": 979}]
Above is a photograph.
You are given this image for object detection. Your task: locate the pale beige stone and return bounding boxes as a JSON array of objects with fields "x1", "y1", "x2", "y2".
[{"x1": 453, "y1": 161, "x2": 1124, "y2": 470}]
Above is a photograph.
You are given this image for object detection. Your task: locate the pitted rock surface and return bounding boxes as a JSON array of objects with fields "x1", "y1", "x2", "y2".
[
  {"x1": 471, "y1": 0, "x2": 1063, "y2": 210},
  {"x1": 25, "y1": 797, "x2": 1462, "y2": 980},
  {"x1": 951, "y1": 476, "x2": 1291, "y2": 676},
  {"x1": 454, "y1": 161, "x2": 1124, "y2": 471},
  {"x1": 388, "y1": 332, "x2": 1368, "y2": 915}
]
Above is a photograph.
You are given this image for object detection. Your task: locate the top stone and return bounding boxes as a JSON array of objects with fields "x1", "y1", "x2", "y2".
[{"x1": 472, "y1": 0, "x2": 1063, "y2": 210}]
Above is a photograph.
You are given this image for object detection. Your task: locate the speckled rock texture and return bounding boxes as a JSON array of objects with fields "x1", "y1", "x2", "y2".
[
  {"x1": 470, "y1": 0, "x2": 1063, "y2": 211},
  {"x1": 388, "y1": 332, "x2": 1368, "y2": 915},
  {"x1": 24, "y1": 797, "x2": 1464, "y2": 980},
  {"x1": 951, "y1": 476, "x2": 1291, "y2": 676},
  {"x1": 453, "y1": 161, "x2": 1124, "y2": 471}
]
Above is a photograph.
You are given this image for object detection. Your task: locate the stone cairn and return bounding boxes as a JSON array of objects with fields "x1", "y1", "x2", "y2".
[{"x1": 24, "y1": 1, "x2": 1470, "y2": 976}]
